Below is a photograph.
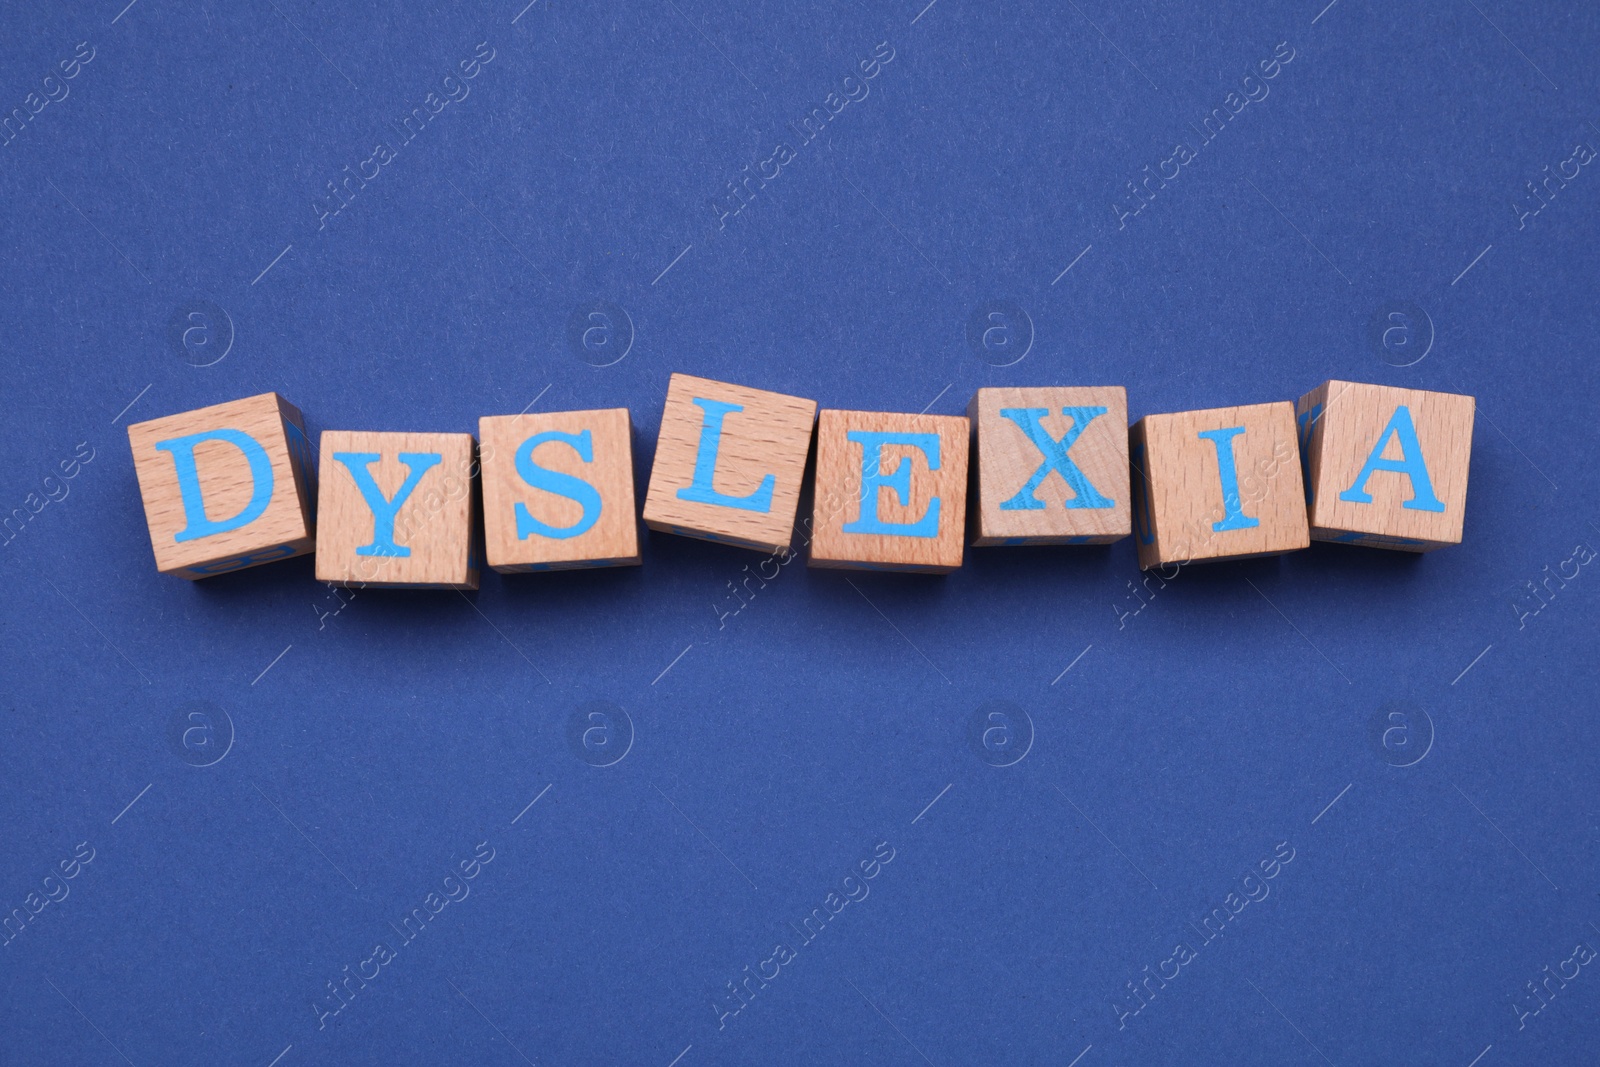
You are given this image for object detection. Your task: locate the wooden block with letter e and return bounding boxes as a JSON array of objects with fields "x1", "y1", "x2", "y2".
[
  {"x1": 969, "y1": 385, "x2": 1130, "y2": 546},
  {"x1": 479, "y1": 409, "x2": 640, "y2": 572},
  {"x1": 1296, "y1": 380, "x2": 1474, "y2": 551},
  {"x1": 643, "y1": 373, "x2": 817, "y2": 553},
  {"x1": 127, "y1": 392, "x2": 316, "y2": 579},
  {"x1": 315, "y1": 430, "x2": 479, "y2": 589},
  {"x1": 1130, "y1": 401, "x2": 1308, "y2": 569},
  {"x1": 808, "y1": 409, "x2": 970, "y2": 573}
]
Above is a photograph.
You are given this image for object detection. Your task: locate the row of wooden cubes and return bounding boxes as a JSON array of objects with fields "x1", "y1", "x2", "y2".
[{"x1": 127, "y1": 375, "x2": 1474, "y2": 587}]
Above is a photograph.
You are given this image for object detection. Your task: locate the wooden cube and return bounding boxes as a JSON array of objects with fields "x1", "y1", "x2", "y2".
[
  {"x1": 1130, "y1": 402, "x2": 1308, "y2": 569},
  {"x1": 1296, "y1": 380, "x2": 1474, "y2": 551},
  {"x1": 127, "y1": 392, "x2": 316, "y2": 579},
  {"x1": 643, "y1": 373, "x2": 816, "y2": 553},
  {"x1": 315, "y1": 431, "x2": 479, "y2": 589},
  {"x1": 808, "y1": 409, "x2": 970, "y2": 573},
  {"x1": 969, "y1": 386, "x2": 1130, "y2": 546},
  {"x1": 479, "y1": 409, "x2": 640, "y2": 572}
]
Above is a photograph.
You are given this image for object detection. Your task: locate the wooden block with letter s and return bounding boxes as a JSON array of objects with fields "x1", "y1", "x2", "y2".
[
  {"x1": 1130, "y1": 401, "x2": 1308, "y2": 569},
  {"x1": 127, "y1": 392, "x2": 316, "y2": 579},
  {"x1": 479, "y1": 409, "x2": 640, "y2": 572},
  {"x1": 1295, "y1": 380, "x2": 1474, "y2": 551},
  {"x1": 969, "y1": 386, "x2": 1130, "y2": 546},
  {"x1": 315, "y1": 430, "x2": 479, "y2": 589},
  {"x1": 643, "y1": 373, "x2": 817, "y2": 553},
  {"x1": 808, "y1": 409, "x2": 969, "y2": 573}
]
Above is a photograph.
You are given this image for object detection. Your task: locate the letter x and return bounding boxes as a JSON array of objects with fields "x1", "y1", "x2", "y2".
[{"x1": 999, "y1": 406, "x2": 1114, "y2": 511}]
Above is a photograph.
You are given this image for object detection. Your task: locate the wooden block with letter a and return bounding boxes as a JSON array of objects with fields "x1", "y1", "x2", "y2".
[
  {"x1": 1296, "y1": 380, "x2": 1474, "y2": 551},
  {"x1": 315, "y1": 431, "x2": 479, "y2": 589},
  {"x1": 808, "y1": 409, "x2": 969, "y2": 573},
  {"x1": 969, "y1": 386, "x2": 1130, "y2": 545},
  {"x1": 127, "y1": 392, "x2": 316, "y2": 579},
  {"x1": 479, "y1": 409, "x2": 640, "y2": 572},
  {"x1": 643, "y1": 373, "x2": 817, "y2": 553},
  {"x1": 1130, "y1": 401, "x2": 1308, "y2": 569}
]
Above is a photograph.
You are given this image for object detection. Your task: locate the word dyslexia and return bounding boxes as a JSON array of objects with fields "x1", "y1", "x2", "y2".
[{"x1": 125, "y1": 375, "x2": 1475, "y2": 585}]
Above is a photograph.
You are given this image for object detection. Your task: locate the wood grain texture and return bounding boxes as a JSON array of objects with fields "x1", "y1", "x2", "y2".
[
  {"x1": 126, "y1": 392, "x2": 315, "y2": 580},
  {"x1": 315, "y1": 430, "x2": 479, "y2": 589},
  {"x1": 808, "y1": 409, "x2": 969, "y2": 573},
  {"x1": 479, "y1": 409, "x2": 640, "y2": 572},
  {"x1": 969, "y1": 386, "x2": 1130, "y2": 546},
  {"x1": 643, "y1": 373, "x2": 817, "y2": 553},
  {"x1": 1130, "y1": 401, "x2": 1308, "y2": 570},
  {"x1": 1297, "y1": 380, "x2": 1474, "y2": 551}
]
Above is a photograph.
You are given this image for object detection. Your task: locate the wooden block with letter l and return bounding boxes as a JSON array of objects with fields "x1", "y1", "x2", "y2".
[
  {"x1": 127, "y1": 392, "x2": 316, "y2": 579},
  {"x1": 808, "y1": 409, "x2": 970, "y2": 573},
  {"x1": 315, "y1": 430, "x2": 479, "y2": 589},
  {"x1": 643, "y1": 373, "x2": 817, "y2": 553},
  {"x1": 1295, "y1": 380, "x2": 1474, "y2": 551},
  {"x1": 479, "y1": 409, "x2": 640, "y2": 572},
  {"x1": 1130, "y1": 401, "x2": 1308, "y2": 569},
  {"x1": 969, "y1": 386, "x2": 1130, "y2": 546}
]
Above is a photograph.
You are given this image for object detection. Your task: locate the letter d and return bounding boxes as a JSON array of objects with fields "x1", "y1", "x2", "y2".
[{"x1": 155, "y1": 429, "x2": 275, "y2": 542}]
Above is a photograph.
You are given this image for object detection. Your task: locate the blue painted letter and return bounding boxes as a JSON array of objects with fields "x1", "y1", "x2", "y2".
[
  {"x1": 514, "y1": 430, "x2": 603, "y2": 540},
  {"x1": 155, "y1": 428, "x2": 275, "y2": 543},
  {"x1": 998, "y1": 406, "x2": 1114, "y2": 511},
  {"x1": 676, "y1": 398, "x2": 774, "y2": 512},
  {"x1": 1196, "y1": 426, "x2": 1260, "y2": 532},
  {"x1": 843, "y1": 431, "x2": 941, "y2": 538},
  {"x1": 1338, "y1": 405, "x2": 1444, "y2": 512},
  {"x1": 333, "y1": 451, "x2": 441, "y2": 557}
]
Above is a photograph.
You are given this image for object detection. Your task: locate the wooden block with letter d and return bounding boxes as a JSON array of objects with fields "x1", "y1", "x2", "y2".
[
  {"x1": 315, "y1": 430, "x2": 479, "y2": 589},
  {"x1": 126, "y1": 392, "x2": 316, "y2": 579},
  {"x1": 643, "y1": 373, "x2": 817, "y2": 553},
  {"x1": 1130, "y1": 401, "x2": 1308, "y2": 569},
  {"x1": 969, "y1": 386, "x2": 1130, "y2": 545},
  {"x1": 808, "y1": 409, "x2": 969, "y2": 573},
  {"x1": 479, "y1": 409, "x2": 640, "y2": 572},
  {"x1": 1296, "y1": 380, "x2": 1474, "y2": 551}
]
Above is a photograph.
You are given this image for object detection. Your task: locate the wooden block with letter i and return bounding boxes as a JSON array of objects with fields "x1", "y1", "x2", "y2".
[
  {"x1": 969, "y1": 386, "x2": 1130, "y2": 545},
  {"x1": 808, "y1": 409, "x2": 969, "y2": 573},
  {"x1": 479, "y1": 409, "x2": 640, "y2": 572},
  {"x1": 1130, "y1": 401, "x2": 1308, "y2": 569},
  {"x1": 643, "y1": 373, "x2": 817, "y2": 553},
  {"x1": 1296, "y1": 380, "x2": 1474, "y2": 551},
  {"x1": 127, "y1": 392, "x2": 316, "y2": 579},
  {"x1": 315, "y1": 431, "x2": 479, "y2": 589}
]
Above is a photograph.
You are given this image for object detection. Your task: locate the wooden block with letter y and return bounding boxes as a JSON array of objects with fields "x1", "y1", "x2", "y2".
[
  {"x1": 1130, "y1": 402, "x2": 1308, "y2": 569},
  {"x1": 479, "y1": 409, "x2": 640, "y2": 572},
  {"x1": 315, "y1": 430, "x2": 479, "y2": 589},
  {"x1": 1296, "y1": 380, "x2": 1474, "y2": 551},
  {"x1": 808, "y1": 409, "x2": 969, "y2": 573},
  {"x1": 127, "y1": 392, "x2": 316, "y2": 579},
  {"x1": 969, "y1": 386, "x2": 1130, "y2": 545},
  {"x1": 643, "y1": 373, "x2": 817, "y2": 553}
]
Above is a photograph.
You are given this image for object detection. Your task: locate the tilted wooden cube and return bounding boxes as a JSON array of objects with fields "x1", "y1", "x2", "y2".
[
  {"x1": 1130, "y1": 402, "x2": 1308, "y2": 569},
  {"x1": 127, "y1": 392, "x2": 315, "y2": 579},
  {"x1": 643, "y1": 374, "x2": 817, "y2": 553},
  {"x1": 1296, "y1": 380, "x2": 1474, "y2": 551},
  {"x1": 479, "y1": 409, "x2": 640, "y2": 572},
  {"x1": 969, "y1": 386, "x2": 1130, "y2": 546},
  {"x1": 315, "y1": 431, "x2": 479, "y2": 589},
  {"x1": 808, "y1": 409, "x2": 970, "y2": 573}
]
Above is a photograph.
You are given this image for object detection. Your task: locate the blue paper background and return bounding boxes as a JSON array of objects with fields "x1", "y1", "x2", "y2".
[{"x1": 2, "y1": 1, "x2": 1597, "y2": 1064}]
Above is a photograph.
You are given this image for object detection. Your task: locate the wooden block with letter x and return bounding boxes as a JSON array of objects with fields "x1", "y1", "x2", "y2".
[
  {"x1": 1130, "y1": 402, "x2": 1308, "y2": 569},
  {"x1": 969, "y1": 386, "x2": 1130, "y2": 545},
  {"x1": 808, "y1": 409, "x2": 970, "y2": 573},
  {"x1": 127, "y1": 392, "x2": 316, "y2": 579},
  {"x1": 479, "y1": 409, "x2": 640, "y2": 572},
  {"x1": 315, "y1": 430, "x2": 479, "y2": 589},
  {"x1": 1296, "y1": 380, "x2": 1474, "y2": 551},
  {"x1": 643, "y1": 373, "x2": 817, "y2": 553}
]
